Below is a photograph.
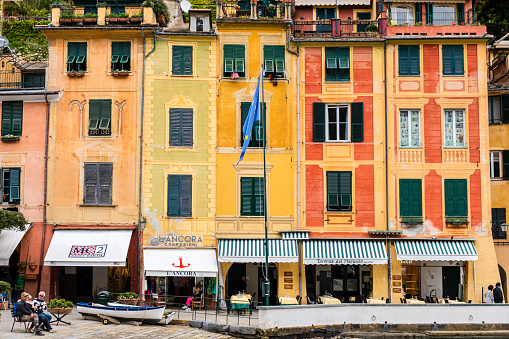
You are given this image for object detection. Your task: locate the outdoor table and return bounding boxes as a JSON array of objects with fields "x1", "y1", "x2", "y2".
[
  {"x1": 319, "y1": 296, "x2": 341, "y2": 304},
  {"x1": 448, "y1": 300, "x2": 466, "y2": 304},
  {"x1": 230, "y1": 295, "x2": 250, "y2": 315},
  {"x1": 48, "y1": 307, "x2": 72, "y2": 326},
  {"x1": 279, "y1": 296, "x2": 298, "y2": 305},
  {"x1": 438, "y1": 298, "x2": 446, "y2": 304},
  {"x1": 405, "y1": 299, "x2": 425, "y2": 304},
  {"x1": 366, "y1": 298, "x2": 385, "y2": 304}
]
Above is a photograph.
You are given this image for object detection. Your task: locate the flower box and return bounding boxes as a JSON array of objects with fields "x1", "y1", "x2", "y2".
[
  {"x1": 72, "y1": 18, "x2": 84, "y2": 24},
  {"x1": 67, "y1": 71, "x2": 85, "y2": 77},
  {"x1": 84, "y1": 17, "x2": 97, "y2": 25},
  {"x1": 47, "y1": 307, "x2": 73, "y2": 315},
  {"x1": 117, "y1": 17, "x2": 129, "y2": 24},
  {"x1": 111, "y1": 71, "x2": 130, "y2": 77},
  {"x1": 1, "y1": 135, "x2": 20, "y2": 142},
  {"x1": 59, "y1": 18, "x2": 72, "y2": 25},
  {"x1": 130, "y1": 17, "x2": 142, "y2": 24},
  {"x1": 117, "y1": 298, "x2": 139, "y2": 305},
  {"x1": 106, "y1": 17, "x2": 118, "y2": 24}
]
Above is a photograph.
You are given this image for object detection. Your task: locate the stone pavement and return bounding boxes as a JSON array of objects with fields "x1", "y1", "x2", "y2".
[{"x1": 0, "y1": 309, "x2": 236, "y2": 338}]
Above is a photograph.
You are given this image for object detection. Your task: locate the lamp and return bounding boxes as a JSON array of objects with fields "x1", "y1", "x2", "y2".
[{"x1": 501, "y1": 223, "x2": 508, "y2": 232}]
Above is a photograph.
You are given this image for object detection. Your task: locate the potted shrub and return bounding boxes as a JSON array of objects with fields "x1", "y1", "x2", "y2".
[
  {"x1": 146, "y1": 0, "x2": 169, "y2": 26},
  {"x1": 0, "y1": 281, "x2": 10, "y2": 310},
  {"x1": 29, "y1": 262, "x2": 38, "y2": 271},
  {"x1": 117, "y1": 12, "x2": 129, "y2": 24},
  {"x1": 59, "y1": 13, "x2": 74, "y2": 24},
  {"x1": 365, "y1": 24, "x2": 378, "y2": 33},
  {"x1": 106, "y1": 12, "x2": 119, "y2": 23},
  {"x1": 84, "y1": 12, "x2": 98, "y2": 24},
  {"x1": 17, "y1": 261, "x2": 27, "y2": 274},
  {"x1": 117, "y1": 292, "x2": 139, "y2": 305},
  {"x1": 72, "y1": 14, "x2": 84, "y2": 24},
  {"x1": 130, "y1": 12, "x2": 143, "y2": 24},
  {"x1": 47, "y1": 298, "x2": 74, "y2": 315}
]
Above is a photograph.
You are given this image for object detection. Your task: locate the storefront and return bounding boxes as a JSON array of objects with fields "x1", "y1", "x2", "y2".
[
  {"x1": 394, "y1": 240, "x2": 478, "y2": 301},
  {"x1": 218, "y1": 239, "x2": 299, "y2": 305},
  {"x1": 0, "y1": 228, "x2": 28, "y2": 300},
  {"x1": 303, "y1": 240, "x2": 388, "y2": 302},
  {"x1": 44, "y1": 229, "x2": 134, "y2": 302},
  {"x1": 143, "y1": 248, "x2": 218, "y2": 308}
]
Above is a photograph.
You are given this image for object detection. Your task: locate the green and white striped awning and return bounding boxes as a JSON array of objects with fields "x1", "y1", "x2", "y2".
[
  {"x1": 281, "y1": 232, "x2": 309, "y2": 240},
  {"x1": 303, "y1": 240, "x2": 388, "y2": 265},
  {"x1": 218, "y1": 239, "x2": 298, "y2": 263},
  {"x1": 395, "y1": 240, "x2": 478, "y2": 261}
]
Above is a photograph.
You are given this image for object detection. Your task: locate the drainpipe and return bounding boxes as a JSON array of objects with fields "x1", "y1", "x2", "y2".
[
  {"x1": 384, "y1": 40, "x2": 392, "y2": 302},
  {"x1": 37, "y1": 91, "x2": 50, "y2": 294},
  {"x1": 138, "y1": 29, "x2": 157, "y2": 295}
]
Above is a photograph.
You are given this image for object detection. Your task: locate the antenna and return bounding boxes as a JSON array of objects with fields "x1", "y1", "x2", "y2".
[{"x1": 180, "y1": 0, "x2": 191, "y2": 13}]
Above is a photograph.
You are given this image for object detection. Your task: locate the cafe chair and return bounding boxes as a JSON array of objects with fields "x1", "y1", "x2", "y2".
[
  {"x1": 468, "y1": 300, "x2": 472, "y2": 303},
  {"x1": 307, "y1": 296, "x2": 317, "y2": 304},
  {"x1": 296, "y1": 295, "x2": 301, "y2": 305},
  {"x1": 225, "y1": 299, "x2": 232, "y2": 315},
  {"x1": 400, "y1": 298, "x2": 404, "y2": 304},
  {"x1": 444, "y1": 299, "x2": 449, "y2": 303},
  {"x1": 385, "y1": 298, "x2": 390, "y2": 303},
  {"x1": 192, "y1": 294, "x2": 204, "y2": 310}
]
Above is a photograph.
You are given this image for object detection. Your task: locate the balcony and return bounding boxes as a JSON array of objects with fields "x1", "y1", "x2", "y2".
[
  {"x1": 217, "y1": 0, "x2": 291, "y2": 20},
  {"x1": 293, "y1": 19, "x2": 379, "y2": 39},
  {"x1": 0, "y1": 70, "x2": 45, "y2": 90}
]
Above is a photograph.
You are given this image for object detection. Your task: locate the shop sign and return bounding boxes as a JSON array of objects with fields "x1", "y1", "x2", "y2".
[
  {"x1": 154, "y1": 235, "x2": 203, "y2": 247},
  {"x1": 69, "y1": 245, "x2": 107, "y2": 258},
  {"x1": 310, "y1": 259, "x2": 380, "y2": 265},
  {"x1": 165, "y1": 271, "x2": 199, "y2": 276}
]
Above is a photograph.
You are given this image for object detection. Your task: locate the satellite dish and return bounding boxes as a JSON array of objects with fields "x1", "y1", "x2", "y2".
[
  {"x1": 180, "y1": 0, "x2": 191, "y2": 13},
  {"x1": 0, "y1": 37, "x2": 9, "y2": 48}
]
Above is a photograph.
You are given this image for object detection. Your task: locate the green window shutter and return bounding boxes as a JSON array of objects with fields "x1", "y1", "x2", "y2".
[
  {"x1": 167, "y1": 175, "x2": 181, "y2": 216},
  {"x1": 426, "y1": 2, "x2": 433, "y2": 25},
  {"x1": 98, "y1": 163, "x2": 112, "y2": 205},
  {"x1": 337, "y1": 47, "x2": 350, "y2": 82},
  {"x1": 9, "y1": 167, "x2": 20, "y2": 201},
  {"x1": 442, "y1": 45, "x2": 453, "y2": 75},
  {"x1": 253, "y1": 177, "x2": 264, "y2": 215},
  {"x1": 88, "y1": 100, "x2": 101, "y2": 131},
  {"x1": 409, "y1": 45, "x2": 420, "y2": 75},
  {"x1": 121, "y1": 42, "x2": 131, "y2": 71},
  {"x1": 326, "y1": 172, "x2": 339, "y2": 210},
  {"x1": 351, "y1": 102, "x2": 364, "y2": 142},
  {"x1": 312, "y1": 102, "x2": 326, "y2": 142},
  {"x1": 274, "y1": 45, "x2": 285, "y2": 74},
  {"x1": 180, "y1": 175, "x2": 192, "y2": 217},
  {"x1": 264, "y1": 45, "x2": 274, "y2": 72},
  {"x1": 169, "y1": 108, "x2": 182, "y2": 146},
  {"x1": 101, "y1": 100, "x2": 111, "y2": 120},
  {"x1": 444, "y1": 179, "x2": 456, "y2": 217},
  {"x1": 399, "y1": 179, "x2": 411, "y2": 217},
  {"x1": 456, "y1": 3, "x2": 464, "y2": 24},
  {"x1": 455, "y1": 179, "x2": 468, "y2": 217},
  {"x1": 111, "y1": 42, "x2": 121, "y2": 69},
  {"x1": 181, "y1": 108, "x2": 193, "y2": 147},
  {"x1": 234, "y1": 45, "x2": 245, "y2": 76},
  {"x1": 415, "y1": 2, "x2": 422, "y2": 24},
  {"x1": 76, "y1": 42, "x2": 87, "y2": 71},
  {"x1": 172, "y1": 46, "x2": 182, "y2": 75},
  {"x1": 339, "y1": 171, "x2": 352, "y2": 210},
  {"x1": 445, "y1": 179, "x2": 468, "y2": 217},
  {"x1": 410, "y1": 179, "x2": 422, "y2": 217},
  {"x1": 1, "y1": 102, "x2": 12, "y2": 136},
  {"x1": 502, "y1": 95, "x2": 509, "y2": 124},
  {"x1": 240, "y1": 177, "x2": 253, "y2": 215},
  {"x1": 183, "y1": 46, "x2": 193, "y2": 75},
  {"x1": 325, "y1": 47, "x2": 338, "y2": 82},
  {"x1": 400, "y1": 179, "x2": 422, "y2": 217},
  {"x1": 241, "y1": 102, "x2": 265, "y2": 147},
  {"x1": 399, "y1": 45, "x2": 409, "y2": 76},
  {"x1": 84, "y1": 163, "x2": 98, "y2": 204},
  {"x1": 503, "y1": 150, "x2": 509, "y2": 180},
  {"x1": 67, "y1": 42, "x2": 77, "y2": 71},
  {"x1": 224, "y1": 45, "x2": 234, "y2": 75},
  {"x1": 10, "y1": 101, "x2": 22, "y2": 136},
  {"x1": 453, "y1": 45, "x2": 464, "y2": 75}
]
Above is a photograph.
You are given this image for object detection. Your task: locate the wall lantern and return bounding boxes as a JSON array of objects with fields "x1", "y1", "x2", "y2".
[{"x1": 501, "y1": 223, "x2": 508, "y2": 232}]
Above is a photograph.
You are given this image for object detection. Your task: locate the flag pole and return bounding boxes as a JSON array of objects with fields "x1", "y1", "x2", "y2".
[{"x1": 261, "y1": 66, "x2": 269, "y2": 307}]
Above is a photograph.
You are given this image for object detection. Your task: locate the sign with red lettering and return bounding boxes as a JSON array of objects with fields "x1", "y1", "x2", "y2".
[{"x1": 69, "y1": 245, "x2": 107, "y2": 258}]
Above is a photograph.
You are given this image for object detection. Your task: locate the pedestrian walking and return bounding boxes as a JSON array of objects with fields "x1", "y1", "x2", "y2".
[
  {"x1": 485, "y1": 285, "x2": 494, "y2": 303},
  {"x1": 494, "y1": 282, "x2": 504, "y2": 303}
]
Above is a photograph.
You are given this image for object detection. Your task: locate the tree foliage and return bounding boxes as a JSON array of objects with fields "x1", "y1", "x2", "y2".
[
  {"x1": 2, "y1": 20, "x2": 50, "y2": 62},
  {"x1": 476, "y1": 0, "x2": 509, "y2": 40},
  {"x1": 0, "y1": 209, "x2": 28, "y2": 232}
]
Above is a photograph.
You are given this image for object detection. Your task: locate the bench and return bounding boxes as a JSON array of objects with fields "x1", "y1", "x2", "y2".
[{"x1": 10, "y1": 309, "x2": 30, "y2": 332}]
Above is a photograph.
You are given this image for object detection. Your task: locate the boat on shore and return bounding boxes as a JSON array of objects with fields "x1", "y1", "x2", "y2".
[{"x1": 77, "y1": 302, "x2": 165, "y2": 324}]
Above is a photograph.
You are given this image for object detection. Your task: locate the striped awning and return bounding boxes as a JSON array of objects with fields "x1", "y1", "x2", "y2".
[
  {"x1": 218, "y1": 239, "x2": 298, "y2": 263},
  {"x1": 303, "y1": 240, "x2": 387, "y2": 265},
  {"x1": 394, "y1": 240, "x2": 478, "y2": 261},
  {"x1": 281, "y1": 232, "x2": 309, "y2": 240},
  {"x1": 296, "y1": 0, "x2": 370, "y2": 6}
]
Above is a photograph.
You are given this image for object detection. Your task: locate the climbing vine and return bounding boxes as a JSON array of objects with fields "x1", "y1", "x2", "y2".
[{"x1": 2, "y1": 20, "x2": 50, "y2": 61}]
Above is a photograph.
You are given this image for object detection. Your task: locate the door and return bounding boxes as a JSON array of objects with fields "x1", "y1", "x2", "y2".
[
  {"x1": 316, "y1": 8, "x2": 335, "y2": 33},
  {"x1": 75, "y1": 266, "x2": 93, "y2": 302},
  {"x1": 305, "y1": 265, "x2": 316, "y2": 299},
  {"x1": 356, "y1": 12, "x2": 371, "y2": 32},
  {"x1": 319, "y1": 271, "x2": 332, "y2": 296},
  {"x1": 227, "y1": 263, "x2": 246, "y2": 298},
  {"x1": 442, "y1": 266, "x2": 460, "y2": 300}
]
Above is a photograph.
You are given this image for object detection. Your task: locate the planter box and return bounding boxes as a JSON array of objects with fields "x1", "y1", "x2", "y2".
[
  {"x1": 59, "y1": 18, "x2": 72, "y2": 25},
  {"x1": 67, "y1": 72, "x2": 85, "y2": 77},
  {"x1": 117, "y1": 17, "x2": 129, "y2": 24},
  {"x1": 47, "y1": 307, "x2": 73, "y2": 315},
  {"x1": 1, "y1": 136, "x2": 20, "y2": 142},
  {"x1": 130, "y1": 17, "x2": 142, "y2": 24},
  {"x1": 84, "y1": 17, "x2": 97, "y2": 25},
  {"x1": 117, "y1": 299, "x2": 139, "y2": 305},
  {"x1": 111, "y1": 71, "x2": 130, "y2": 77},
  {"x1": 106, "y1": 17, "x2": 118, "y2": 24},
  {"x1": 72, "y1": 18, "x2": 83, "y2": 24}
]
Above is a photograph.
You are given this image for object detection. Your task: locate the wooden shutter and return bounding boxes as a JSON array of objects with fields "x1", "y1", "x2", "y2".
[
  {"x1": 11, "y1": 101, "x2": 22, "y2": 135},
  {"x1": 172, "y1": 46, "x2": 182, "y2": 75},
  {"x1": 456, "y1": 3, "x2": 464, "y2": 24},
  {"x1": 409, "y1": 45, "x2": 420, "y2": 75},
  {"x1": 442, "y1": 45, "x2": 453, "y2": 75},
  {"x1": 234, "y1": 45, "x2": 245, "y2": 76},
  {"x1": 181, "y1": 108, "x2": 193, "y2": 147},
  {"x1": 167, "y1": 175, "x2": 180, "y2": 216},
  {"x1": 183, "y1": 46, "x2": 193, "y2": 75},
  {"x1": 453, "y1": 45, "x2": 464, "y2": 75},
  {"x1": 414, "y1": 2, "x2": 422, "y2": 24},
  {"x1": 398, "y1": 45, "x2": 409, "y2": 76},
  {"x1": 325, "y1": 47, "x2": 338, "y2": 82},
  {"x1": 98, "y1": 163, "x2": 112, "y2": 204},
  {"x1": 180, "y1": 175, "x2": 192, "y2": 217},
  {"x1": 121, "y1": 42, "x2": 131, "y2": 71},
  {"x1": 327, "y1": 172, "x2": 339, "y2": 210},
  {"x1": 1, "y1": 102, "x2": 12, "y2": 136},
  {"x1": 274, "y1": 45, "x2": 285, "y2": 74},
  {"x1": 503, "y1": 150, "x2": 509, "y2": 180},
  {"x1": 89, "y1": 100, "x2": 101, "y2": 121},
  {"x1": 312, "y1": 102, "x2": 326, "y2": 142},
  {"x1": 426, "y1": 2, "x2": 433, "y2": 25},
  {"x1": 169, "y1": 108, "x2": 182, "y2": 146},
  {"x1": 337, "y1": 47, "x2": 350, "y2": 82},
  {"x1": 399, "y1": 179, "x2": 411, "y2": 217},
  {"x1": 400, "y1": 179, "x2": 422, "y2": 217},
  {"x1": 445, "y1": 179, "x2": 468, "y2": 217},
  {"x1": 77, "y1": 42, "x2": 87, "y2": 71},
  {"x1": 351, "y1": 102, "x2": 364, "y2": 142},
  {"x1": 455, "y1": 179, "x2": 468, "y2": 217},
  {"x1": 410, "y1": 179, "x2": 422, "y2": 217},
  {"x1": 253, "y1": 177, "x2": 264, "y2": 215},
  {"x1": 502, "y1": 95, "x2": 509, "y2": 124},
  {"x1": 444, "y1": 179, "x2": 456, "y2": 217},
  {"x1": 101, "y1": 100, "x2": 111, "y2": 119},
  {"x1": 224, "y1": 45, "x2": 234, "y2": 76},
  {"x1": 339, "y1": 171, "x2": 352, "y2": 210},
  {"x1": 240, "y1": 177, "x2": 253, "y2": 215},
  {"x1": 264, "y1": 45, "x2": 274, "y2": 72},
  {"x1": 9, "y1": 167, "x2": 20, "y2": 201},
  {"x1": 67, "y1": 42, "x2": 77, "y2": 71},
  {"x1": 84, "y1": 163, "x2": 98, "y2": 204}
]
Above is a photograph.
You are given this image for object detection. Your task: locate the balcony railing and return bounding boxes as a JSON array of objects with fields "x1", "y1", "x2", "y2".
[
  {"x1": 293, "y1": 19, "x2": 379, "y2": 39},
  {"x1": 0, "y1": 70, "x2": 45, "y2": 90},
  {"x1": 217, "y1": 1, "x2": 290, "y2": 20},
  {"x1": 390, "y1": 9, "x2": 477, "y2": 27}
]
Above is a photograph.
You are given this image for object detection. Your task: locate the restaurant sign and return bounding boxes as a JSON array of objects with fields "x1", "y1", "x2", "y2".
[
  {"x1": 69, "y1": 245, "x2": 107, "y2": 258},
  {"x1": 153, "y1": 235, "x2": 203, "y2": 247},
  {"x1": 305, "y1": 259, "x2": 387, "y2": 265}
]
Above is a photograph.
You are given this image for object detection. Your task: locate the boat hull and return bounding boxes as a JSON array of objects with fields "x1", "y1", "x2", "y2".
[{"x1": 77, "y1": 302, "x2": 165, "y2": 324}]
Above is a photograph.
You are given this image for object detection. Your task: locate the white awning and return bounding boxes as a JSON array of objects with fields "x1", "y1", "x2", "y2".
[
  {"x1": 394, "y1": 240, "x2": 478, "y2": 261},
  {"x1": 0, "y1": 228, "x2": 28, "y2": 266},
  {"x1": 144, "y1": 248, "x2": 218, "y2": 277},
  {"x1": 296, "y1": 0, "x2": 370, "y2": 6},
  {"x1": 44, "y1": 230, "x2": 133, "y2": 266}
]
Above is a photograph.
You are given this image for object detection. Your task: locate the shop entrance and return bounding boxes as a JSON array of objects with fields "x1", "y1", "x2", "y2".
[
  {"x1": 442, "y1": 266, "x2": 460, "y2": 300},
  {"x1": 58, "y1": 266, "x2": 108, "y2": 302},
  {"x1": 307, "y1": 265, "x2": 367, "y2": 303}
]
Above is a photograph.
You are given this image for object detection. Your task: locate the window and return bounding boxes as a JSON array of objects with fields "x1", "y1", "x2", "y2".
[
  {"x1": 263, "y1": 45, "x2": 285, "y2": 78},
  {"x1": 240, "y1": 177, "x2": 264, "y2": 216},
  {"x1": 1, "y1": 101, "x2": 22, "y2": 136},
  {"x1": 67, "y1": 42, "x2": 87, "y2": 72},
  {"x1": 442, "y1": 45, "x2": 464, "y2": 76},
  {"x1": 326, "y1": 171, "x2": 352, "y2": 211},
  {"x1": 399, "y1": 179, "x2": 422, "y2": 217},
  {"x1": 399, "y1": 110, "x2": 420, "y2": 148},
  {"x1": 398, "y1": 45, "x2": 420, "y2": 76},
  {"x1": 196, "y1": 17, "x2": 204, "y2": 31},
  {"x1": 491, "y1": 151, "x2": 502, "y2": 179},
  {"x1": 503, "y1": 150, "x2": 509, "y2": 180},
  {"x1": 172, "y1": 46, "x2": 193, "y2": 76},
  {"x1": 88, "y1": 100, "x2": 111, "y2": 136},
  {"x1": 391, "y1": 6, "x2": 414, "y2": 25},
  {"x1": 167, "y1": 175, "x2": 192, "y2": 217},
  {"x1": 313, "y1": 102, "x2": 363, "y2": 142},
  {"x1": 111, "y1": 42, "x2": 131, "y2": 72},
  {"x1": 169, "y1": 108, "x2": 193, "y2": 147},
  {"x1": 489, "y1": 96, "x2": 502, "y2": 124},
  {"x1": 492, "y1": 208, "x2": 507, "y2": 240},
  {"x1": 325, "y1": 47, "x2": 350, "y2": 82},
  {"x1": 240, "y1": 102, "x2": 266, "y2": 147},
  {"x1": 84, "y1": 163, "x2": 112, "y2": 205},
  {"x1": 224, "y1": 44, "x2": 245, "y2": 78},
  {"x1": 444, "y1": 109, "x2": 465, "y2": 148},
  {"x1": 444, "y1": 179, "x2": 468, "y2": 217},
  {"x1": 1, "y1": 168, "x2": 20, "y2": 204},
  {"x1": 432, "y1": 5, "x2": 456, "y2": 25}
]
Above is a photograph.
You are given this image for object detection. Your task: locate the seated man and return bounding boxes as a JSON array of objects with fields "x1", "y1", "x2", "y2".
[
  {"x1": 34, "y1": 291, "x2": 53, "y2": 332},
  {"x1": 16, "y1": 292, "x2": 44, "y2": 336}
]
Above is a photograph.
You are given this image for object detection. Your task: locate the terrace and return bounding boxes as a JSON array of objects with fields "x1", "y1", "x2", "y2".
[
  {"x1": 293, "y1": 18, "x2": 379, "y2": 39},
  {"x1": 216, "y1": 0, "x2": 292, "y2": 20}
]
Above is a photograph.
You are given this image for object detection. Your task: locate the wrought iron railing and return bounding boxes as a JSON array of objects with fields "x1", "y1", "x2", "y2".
[
  {"x1": 390, "y1": 10, "x2": 477, "y2": 26},
  {"x1": 0, "y1": 70, "x2": 45, "y2": 90},
  {"x1": 217, "y1": 0, "x2": 288, "y2": 19},
  {"x1": 293, "y1": 19, "x2": 379, "y2": 39}
]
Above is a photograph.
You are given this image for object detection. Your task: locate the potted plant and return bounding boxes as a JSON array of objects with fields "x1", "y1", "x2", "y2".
[
  {"x1": 97, "y1": 1, "x2": 107, "y2": 7},
  {"x1": 59, "y1": 13, "x2": 74, "y2": 24},
  {"x1": 117, "y1": 12, "x2": 129, "y2": 24},
  {"x1": 72, "y1": 14, "x2": 84, "y2": 24},
  {"x1": 67, "y1": 69, "x2": 85, "y2": 77},
  {"x1": 28, "y1": 262, "x2": 38, "y2": 271},
  {"x1": 111, "y1": 69, "x2": 130, "y2": 76},
  {"x1": 47, "y1": 298, "x2": 74, "y2": 315},
  {"x1": 364, "y1": 24, "x2": 378, "y2": 33},
  {"x1": 1, "y1": 134, "x2": 20, "y2": 141},
  {"x1": 106, "y1": 12, "x2": 119, "y2": 23},
  {"x1": 117, "y1": 292, "x2": 139, "y2": 305},
  {"x1": 84, "y1": 12, "x2": 98, "y2": 24},
  {"x1": 145, "y1": 0, "x2": 169, "y2": 26},
  {"x1": 130, "y1": 12, "x2": 143, "y2": 24},
  {"x1": 17, "y1": 261, "x2": 27, "y2": 274},
  {"x1": 0, "y1": 281, "x2": 10, "y2": 310}
]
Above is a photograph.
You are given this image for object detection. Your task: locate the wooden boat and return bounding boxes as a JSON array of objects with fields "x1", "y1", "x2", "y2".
[{"x1": 77, "y1": 302, "x2": 165, "y2": 324}]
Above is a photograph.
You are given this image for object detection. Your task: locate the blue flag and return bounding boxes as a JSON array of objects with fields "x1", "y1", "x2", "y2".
[{"x1": 237, "y1": 73, "x2": 262, "y2": 164}]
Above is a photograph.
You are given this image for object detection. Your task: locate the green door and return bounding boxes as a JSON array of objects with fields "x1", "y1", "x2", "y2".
[
  {"x1": 442, "y1": 266, "x2": 460, "y2": 300},
  {"x1": 356, "y1": 12, "x2": 371, "y2": 32}
]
